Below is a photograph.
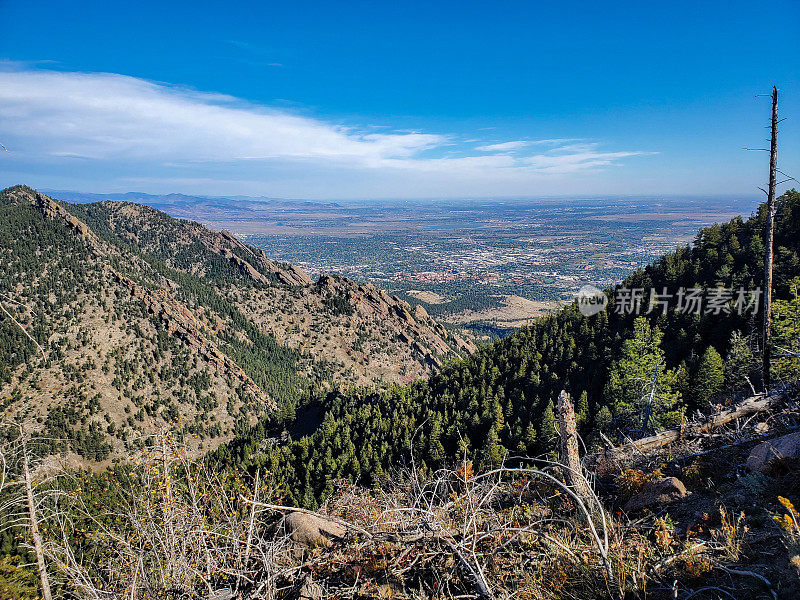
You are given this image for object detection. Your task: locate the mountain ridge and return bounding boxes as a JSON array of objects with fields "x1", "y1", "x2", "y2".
[{"x1": 0, "y1": 185, "x2": 473, "y2": 462}]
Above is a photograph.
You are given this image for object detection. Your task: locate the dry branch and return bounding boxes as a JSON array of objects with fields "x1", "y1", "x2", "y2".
[{"x1": 599, "y1": 391, "x2": 787, "y2": 460}]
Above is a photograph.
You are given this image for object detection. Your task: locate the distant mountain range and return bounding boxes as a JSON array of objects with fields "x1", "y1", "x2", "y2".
[{"x1": 41, "y1": 189, "x2": 343, "y2": 220}]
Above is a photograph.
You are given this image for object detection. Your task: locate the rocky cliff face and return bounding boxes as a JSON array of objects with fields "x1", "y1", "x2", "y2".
[
  {"x1": 62, "y1": 193, "x2": 475, "y2": 387},
  {"x1": 0, "y1": 186, "x2": 474, "y2": 462},
  {"x1": 218, "y1": 229, "x2": 312, "y2": 287},
  {"x1": 314, "y1": 273, "x2": 474, "y2": 365}
]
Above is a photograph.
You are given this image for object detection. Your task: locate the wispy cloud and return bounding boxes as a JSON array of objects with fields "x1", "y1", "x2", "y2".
[
  {"x1": 0, "y1": 65, "x2": 653, "y2": 197},
  {"x1": 475, "y1": 140, "x2": 531, "y2": 152},
  {"x1": 0, "y1": 67, "x2": 441, "y2": 163},
  {"x1": 476, "y1": 139, "x2": 585, "y2": 153}
]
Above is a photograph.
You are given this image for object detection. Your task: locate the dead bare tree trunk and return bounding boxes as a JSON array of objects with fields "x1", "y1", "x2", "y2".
[
  {"x1": 557, "y1": 390, "x2": 594, "y2": 506},
  {"x1": 762, "y1": 86, "x2": 778, "y2": 391},
  {"x1": 19, "y1": 426, "x2": 53, "y2": 600},
  {"x1": 239, "y1": 469, "x2": 259, "y2": 594},
  {"x1": 640, "y1": 366, "x2": 658, "y2": 435}
]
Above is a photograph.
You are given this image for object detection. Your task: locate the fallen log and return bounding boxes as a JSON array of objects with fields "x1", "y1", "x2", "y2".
[{"x1": 597, "y1": 390, "x2": 791, "y2": 460}]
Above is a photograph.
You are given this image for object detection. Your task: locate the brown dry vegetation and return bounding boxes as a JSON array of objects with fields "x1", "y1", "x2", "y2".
[
  {"x1": 0, "y1": 186, "x2": 472, "y2": 463},
  {"x1": 4, "y1": 385, "x2": 800, "y2": 600}
]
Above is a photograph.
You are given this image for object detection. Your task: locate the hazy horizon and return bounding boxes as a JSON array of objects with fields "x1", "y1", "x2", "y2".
[{"x1": 25, "y1": 186, "x2": 766, "y2": 206}]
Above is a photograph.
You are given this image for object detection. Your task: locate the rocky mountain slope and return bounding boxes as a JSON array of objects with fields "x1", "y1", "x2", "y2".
[{"x1": 0, "y1": 185, "x2": 473, "y2": 461}]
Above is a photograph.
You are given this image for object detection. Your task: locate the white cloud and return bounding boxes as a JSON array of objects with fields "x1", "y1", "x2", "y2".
[
  {"x1": 0, "y1": 65, "x2": 654, "y2": 197},
  {"x1": 476, "y1": 140, "x2": 531, "y2": 152},
  {"x1": 522, "y1": 144, "x2": 649, "y2": 174},
  {"x1": 475, "y1": 139, "x2": 585, "y2": 153},
  {"x1": 0, "y1": 68, "x2": 442, "y2": 163}
]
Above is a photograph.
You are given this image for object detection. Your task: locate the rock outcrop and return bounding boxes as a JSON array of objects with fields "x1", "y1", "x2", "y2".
[
  {"x1": 217, "y1": 228, "x2": 312, "y2": 286},
  {"x1": 314, "y1": 273, "x2": 476, "y2": 364},
  {"x1": 624, "y1": 477, "x2": 688, "y2": 513},
  {"x1": 746, "y1": 431, "x2": 800, "y2": 472},
  {"x1": 282, "y1": 512, "x2": 347, "y2": 548}
]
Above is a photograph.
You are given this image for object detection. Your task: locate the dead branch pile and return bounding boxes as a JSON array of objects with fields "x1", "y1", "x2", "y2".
[{"x1": 590, "y1": 386, "x2": 799, "y2": 470}]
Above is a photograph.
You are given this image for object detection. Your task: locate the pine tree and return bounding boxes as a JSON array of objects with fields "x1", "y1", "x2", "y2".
[
  {"x1": 524, "y1": 421, "x2": 537, "y2": 453},
  {"x1": 428, "y1": 415, "x2": 445, "y2": 462},
  {"x1": 483, "y1": 426, "x2": 506, "y2": 466},
  {"x1": 773, "y1": 277, "x2": 800, "y2": 382},
  {"x1": 604, "y1": 317, "x2": 684, "y2": 434},
  {"x1": 693, "y1": 346, "x2": 725, "y2": 408},
  {"x1": 539, "y1": 400, "x2": 558, "y2": 459},
  {"x1": 724, "y1": 330, "x2": 758, "y2": 394},
  {"x1": 587, "y1": 404, "x2": 613, "y2": 451},
  {"x1": 575, "y1": 390, "x2": 589, "y2": 427},
  {"x1": 595, "y1": 405, "x2": 612, "y2": 432}
]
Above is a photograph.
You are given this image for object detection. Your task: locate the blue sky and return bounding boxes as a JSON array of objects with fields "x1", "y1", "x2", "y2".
[{"x1": 1, "y1": 0, "x2": 798, "y2": 199}]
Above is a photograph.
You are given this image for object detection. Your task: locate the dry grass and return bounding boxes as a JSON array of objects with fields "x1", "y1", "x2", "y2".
[{"x1": 3, "y1": 430, "x2": 793, "y2": 599}]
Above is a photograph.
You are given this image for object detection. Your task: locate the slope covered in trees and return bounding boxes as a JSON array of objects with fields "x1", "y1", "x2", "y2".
[
  {"x1": 0, "y1": 186, "x2": 470, "y2": 461},
  {"x1": 217, "y1": 190, "x2": 800, "y2": 507}
]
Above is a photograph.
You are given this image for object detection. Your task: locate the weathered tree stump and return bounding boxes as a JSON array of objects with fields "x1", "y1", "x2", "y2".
[{"x1": 557, "y1": 390, "x2": 594, "y2": 507}]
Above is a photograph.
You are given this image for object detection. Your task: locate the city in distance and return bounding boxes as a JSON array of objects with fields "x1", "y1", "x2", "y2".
[{"x1": 54, "y1": 189, "x2": 755, "y2": 336}]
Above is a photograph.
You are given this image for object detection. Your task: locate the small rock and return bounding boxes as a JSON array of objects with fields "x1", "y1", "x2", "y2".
[
  {"x1": 746, "y1": 431, "x2": 800, "y2": 472},
  {"x1": 282, "y1": 512, "x2": 346, "y2": 547},
  {"x1": 754, "y1": 421, "x2": 770, "y2": 435},
  {"x1": 623, "y1": 477, "x2": 688, "y2": 513}
]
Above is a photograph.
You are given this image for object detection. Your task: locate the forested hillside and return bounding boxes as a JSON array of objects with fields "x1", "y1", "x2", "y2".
[
  {"x1": 0, "y1": 186, "x2": 471, "y2": 461},
  {"x1": 217, "y1": 190, "x2": 800, "y2": 507}
]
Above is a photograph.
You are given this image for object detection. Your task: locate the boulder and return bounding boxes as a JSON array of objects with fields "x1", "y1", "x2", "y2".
[
  {"x1": 413, "y1": 304, "x2": 430, "y2": 322},
  {"x1": 623, "y1": 477, "x2": 688, "y2": 513},
  {"x1": 282, "y1": 512, "x2": 346, "y2": 547},
  {"x1": 746, "y1": 432, "x2": 800, "y2": 472}
]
